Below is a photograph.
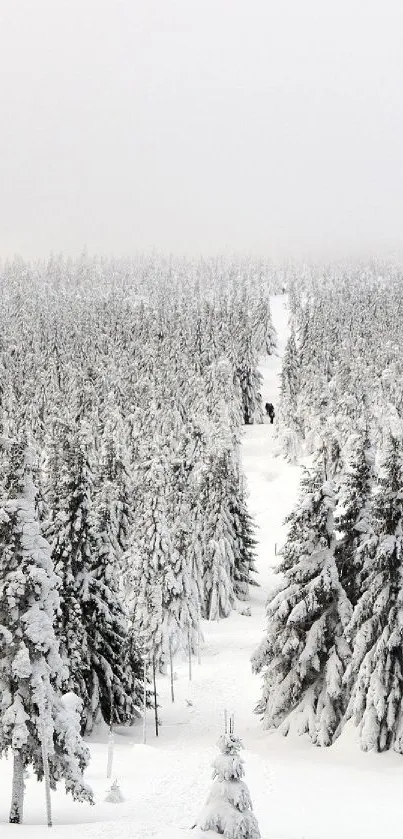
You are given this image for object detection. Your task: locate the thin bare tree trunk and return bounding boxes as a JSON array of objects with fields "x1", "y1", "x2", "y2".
[
  {"x1": 9, "y1": 751, "x2": 25, "y2": 824},
  {"x1": 197, "y1": 601, "x2": 201, "y2": 665},
  {"x1": 40, "y1": 717, "x2": 52, "y2": 827},
  {"x1": 153, "y1": 655, "x2": 159, "y2": 737},
  {"x1": 106, "y1": 695, "x2": 115, "y2": 779},
  {"x1": 142, "y1": 656, "x2": 147, "y2": 745},
  {"x1": 188, "y1": 629, "x2": 192, "y2": 681},
  {"x1": 169, "y1": 642, "x2": 175, "y2": 703}
]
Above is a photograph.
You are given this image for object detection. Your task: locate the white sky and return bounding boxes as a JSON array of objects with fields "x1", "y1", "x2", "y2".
[{"x1": 0, "y1": 0, "x2": 402, "y2": 261}]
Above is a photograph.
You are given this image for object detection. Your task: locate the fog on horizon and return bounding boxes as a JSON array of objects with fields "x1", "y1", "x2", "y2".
[{"x1": 0, "y1": 0, "x2": 402, "y2": 263}]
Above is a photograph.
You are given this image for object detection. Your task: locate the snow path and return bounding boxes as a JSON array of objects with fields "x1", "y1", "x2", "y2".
[{"x1": 2, "y1": 296, "x2": 403, "y2": 838}]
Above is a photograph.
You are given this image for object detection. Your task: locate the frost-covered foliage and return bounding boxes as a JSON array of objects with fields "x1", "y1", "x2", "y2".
[
  {"x1": 0, "y1": 252, "x2": 274, "y2": 726},
  {"x1": 0, "y1": 443, "x2": 93, "y2": 823},
  {"x1": 198, "y1": 733, "x2": 260, "y2": 839},
  {"x1": 335, "y1": 429, "x2": 376, "y2": 607},
  {"x1": 277, "y1": 264, "x2": 403, "y2": 457},
  {"x1": 252, "y1": 449, "x2": 352, "y2": 746},
  {"x1": 265, "y1": 262, "x2": 403, "y2": 753},
  {"x1": 344, "y1": 436, "x2": 403, "y2": 752}
]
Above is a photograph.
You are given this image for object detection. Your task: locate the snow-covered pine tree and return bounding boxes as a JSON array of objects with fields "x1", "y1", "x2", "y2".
[
  {"x1": 252, "y1": 293, "x2": 277, "y2": 357},
  {"x1": 252, "y1": 448, "x2": 352, "y2": 746},
  {"x1": 335, "y1": 428, "x2": 376, "y2": 607},
  {"x1": 51, "y1": 423, "x2": 94, "y2": 725},
  {"x1": 90, "y1": 462, "x2": 143, "y2": 730},
  {"x1": 53, "y1": 420, "x2": 142, "y2": 733},
  {"x1": 235, "y1": 333, "x2": 263, "y2": 426},
  {"x1": 229, "y1": 453, "x2": 258, "y2": 602},
  {"x1": 128, "y1": 443, "x2": 179, "y2": 669},
  {"x1": 201, "y1": 448, "x2": 237, "y2": 621},
  {"x1": 198, "y1": 730, "x2": 260, "y2": 839},
  {"x1": 0, "y1": 442, "x2": 93, "y2": 824},
  {"x1": 169, "y1": 429, "x2": 204, "y2": 660},
  {"x1": 344, "y1": 435, "x2": 403, "y2": 752},
  {"x1": 279, "y1": 324, "x2": 300, "y2": 424}
]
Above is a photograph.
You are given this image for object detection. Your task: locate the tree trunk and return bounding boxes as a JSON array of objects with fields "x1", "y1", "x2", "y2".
[
  {"x1": 106, "y1": 695, "x2": 115, "y2": 779},
  {"x1": 188, "y1": 629, "x2": 192, "y2": 681},
  {"x1": 169, "y1": 642, "x2": 175, "y2": 703},
  {"x1": 153, "y1": 656, "x2": 159, "y2": 737},
  {"x1": 9, "y1": 751, "x2": 25, "y2": 824},
  {"x1": 40, "y1": 717, "x2": 52, "y2": 828},
  {"x1": 142, "y1": 656, "x2": 147, "y2": 745}
]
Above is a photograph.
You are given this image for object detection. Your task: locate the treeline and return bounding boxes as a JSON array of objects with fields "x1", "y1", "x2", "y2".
[{"x1": 255, "y1": 263, "x2": 403, "y2": 753}]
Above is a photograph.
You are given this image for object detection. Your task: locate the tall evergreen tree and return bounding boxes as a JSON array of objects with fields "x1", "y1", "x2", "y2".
[
  {"x1": 345, "y1": 436, "x2": 403, "y2": 752},
  {"x1": 0, "y1": 443, "x2": 93, "y2": 824},
  {"x1": 201, "y1": 448, "x2": 237, "y2": 621},
  {"x1": 252, "y1": 452, "x2": 352, "y2": 746},
  {"x1": 229, "y1": 459, "x2": 258, "y2": 602},
  {"x1": 335, "y1": 429, "x2": 375, "y2": 607},
  {"x1": 52, "y1": 424, "x2": 95, "y2": 726}
]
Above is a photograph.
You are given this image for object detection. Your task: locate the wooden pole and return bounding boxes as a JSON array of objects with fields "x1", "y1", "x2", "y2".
[
  {"x1": 169, "y1": 642, "x2": 175, "y2": 703},
  {"x1": 106, "y1": 694, "x2": 115, "y2": 779},
  {"x1": 142, "y1": 656, "x2": 147, "y2": 745},
  {"x1": 197, "y1": 601, "x2": 201, "y2": 665},
  {"x1": 153, "y1": 655, "x2": 159, "y2": 737},
  {"x1": 40, "y1": 718, "x2": 52, "y2": 827},
  {"x1": 188, "y1": 629, "x2": 192, "y2": 682}
]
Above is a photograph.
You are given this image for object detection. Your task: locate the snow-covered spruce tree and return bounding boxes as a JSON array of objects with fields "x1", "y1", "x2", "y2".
[
  {"x1": 279, "y1": 324, "x2": 300, "y2": 421},
  {"x1": 169, "y1": 429, "x2": 204, "y2": 657},
  {"x1": 344, "y1": 435, "x2": 403, "y2": 752},
  {"x1": 0, "y1": 443, "x2": 93, "y2": 824},
  {"x1": 228, "y1": 453, "x2": 258, "y2": 602},
  {"x1": 198, "y1": 732, "x2": 260, "y2": 839},
  {"x1": 201, "y1": 448, "x2": 237, "y2": 621},
  {"x1": 128, "y1": 443, "x2": 180, "y2": 669},
  {"x1": 90, "y1": 464, "x2": 143, "y2": 729},
  {"x1": 234, "y1": 332, "x2": 263, "y2": 426},
  {"x1": 51, "y1": 424, "x2": 94, "y2": 725},
  {"x1": 53, "y1": 421, "x2": 141, "y2": 732},
  {"x1": 252, "y1": 449, "x2": 352, "y2": 746},
  {"x1": 98, "y1": 400, "x2": 135, "y2": 560},
  {"x1": 335, "y1": 428, "x2": 376, "y2": 607},
  {"x1": 252, "y1": 293, "x2": 277, "y2": 357}
]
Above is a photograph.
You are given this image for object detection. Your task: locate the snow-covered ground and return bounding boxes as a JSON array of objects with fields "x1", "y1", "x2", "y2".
[{"x1": 2, "y1": 295, "x2": 403, "y2": 838}]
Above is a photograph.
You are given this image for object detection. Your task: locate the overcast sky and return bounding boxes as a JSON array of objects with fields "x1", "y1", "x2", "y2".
[{"x1": 0, "y1": 0, "x2": 402, "y2": 261}]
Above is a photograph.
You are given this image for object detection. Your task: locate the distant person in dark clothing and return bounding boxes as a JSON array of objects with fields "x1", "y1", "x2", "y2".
[{"x1": 265, "y1": 402, "x2": 275, "y2": 424}]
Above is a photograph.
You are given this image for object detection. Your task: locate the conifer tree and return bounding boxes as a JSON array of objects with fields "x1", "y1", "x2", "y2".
[
  {"x1": 52, "y1": 424, "x2": 95, "y2": 724},
  {"x1": 0, "y1": 443, "x2": 93, "y2": 824},
  {"x1": 344, "y1": 436, "x2": 403, "y2": 752},
  {"x1": 198, "y1": 730, "x2": 260, "y2": 838},
  {"x1": 129, "y1": 446, "x2": 179, "y2": 668},
  {"x1": 252, "y1": 293, "x2": 277, "y2": 356},
  {"x1": 335, "y1": 429, "x2": 375, "y2": 607},
  {"x1": 201, "y1": 449, "x2": 237, "y2": 621},
  {"x1": 252, "y1": 451, "x2": 352, "y2": 746},
  {"x1": 229, "y1": 461, "x2": 258, "y2": 602},
  {"x1": 279, "y1": 324, "x2": 300, "y2": 428},
  {"x1": 53, "y1": 422, "x2": 142, "y2": 732},
  {"x1": 235, "y1": 332, "x2": 263, "y2": 426},
  {"x1": 90, "y1": 474, "x2": 143, "y2": 729}
]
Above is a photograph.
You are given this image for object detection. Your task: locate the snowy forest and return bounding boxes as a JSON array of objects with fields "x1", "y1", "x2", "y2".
[
  {"x1": 255, "y1": 264, "x2": 403, "y2": 753},
  {"x1": 0, "y1": 253, "x2": 276, "y2": 829},
  {"x1": 2, "y1": 254, "x2": 403, "y2": 837}
]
